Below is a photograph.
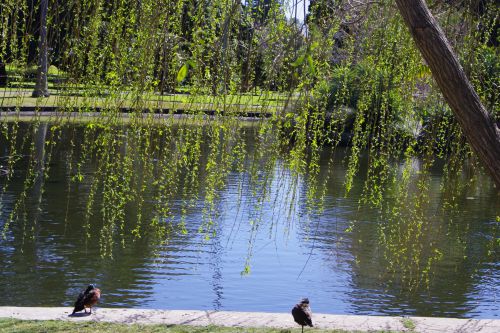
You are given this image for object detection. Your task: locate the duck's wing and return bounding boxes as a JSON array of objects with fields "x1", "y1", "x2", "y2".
[
  {"x1": 292, "y1": 305, "x2": 311, "y2": 326},
  {"x1": 72, "y1": 291, "x2": 85, "y2": 313}
]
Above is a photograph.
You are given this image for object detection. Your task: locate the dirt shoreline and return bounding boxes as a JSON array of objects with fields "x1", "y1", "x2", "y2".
[{"x1": 1, "y1": 307, "x2": 499, "y2": 332}]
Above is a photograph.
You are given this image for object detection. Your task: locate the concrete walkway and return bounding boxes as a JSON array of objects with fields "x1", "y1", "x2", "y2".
[{"x1": 1, "y1": 307, "x2": 499, "y2": 332}]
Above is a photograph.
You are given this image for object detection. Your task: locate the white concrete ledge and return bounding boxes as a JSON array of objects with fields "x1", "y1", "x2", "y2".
[{"x1": 0, "y1": 307, "x2": 499, "y2": 332}]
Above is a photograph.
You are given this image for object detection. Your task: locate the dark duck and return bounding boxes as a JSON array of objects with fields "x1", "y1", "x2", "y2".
[
  {"x1": 72, "y1": 284, "x2": 101, "y2": 315},
  {"x1": 292, "y1": 298, "x2": 313, "y2": 333}
]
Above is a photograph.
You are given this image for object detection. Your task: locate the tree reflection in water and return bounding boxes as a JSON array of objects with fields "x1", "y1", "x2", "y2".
[{"x1": 0, "y1": 121, "x2": 498, "y2": 318}]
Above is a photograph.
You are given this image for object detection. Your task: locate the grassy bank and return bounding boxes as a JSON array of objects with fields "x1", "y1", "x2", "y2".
[
  {"x1": 0, "y1": 66, "x2": 297, "y2": 119},
  {"x1": 0, "y1": 318, "x2": 400, "y2": 333},
  {"x1": 0, "y1": 91, "x2": 282, "y2": 115}
]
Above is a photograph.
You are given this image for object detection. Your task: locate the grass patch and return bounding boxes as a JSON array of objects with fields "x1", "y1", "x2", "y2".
[
  {"x1": 400, "y1": 318, "x2": 416, "y2": 332},
  {"x1": 0, "y1": 88, "x2": 293, "y2": 115},
  {"x1": 1, "y1": 61, "x2": 297, "y2": 110},
  {"x1": 1, "y1": 63, "x2": 298, "y2": 114},
  {"x1": 0, "y1": 318, "x2": 403, "y2": 333}
]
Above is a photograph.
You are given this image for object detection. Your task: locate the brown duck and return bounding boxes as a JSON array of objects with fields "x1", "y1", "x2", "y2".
[
  {"x1": 72, "y1": 284, "x2": 101, "y2": 315},
  {"x1": 292, "y1": 298, "x2": 313, "y2": 333}
]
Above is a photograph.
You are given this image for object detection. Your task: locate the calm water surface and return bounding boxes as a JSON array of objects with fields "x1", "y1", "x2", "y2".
[{"x1": 0, "y1": 122, "x2": 498, "y2": 318}]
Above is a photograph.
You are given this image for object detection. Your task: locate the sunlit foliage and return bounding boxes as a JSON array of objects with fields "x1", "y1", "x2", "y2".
[{"x1": 0, "y1": 0, "x2": 498, "y2": 293}]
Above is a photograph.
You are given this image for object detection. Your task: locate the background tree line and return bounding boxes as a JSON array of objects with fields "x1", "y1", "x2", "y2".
[{"x1": 1, "y1": 1, "x2": 497, "y2": 104}]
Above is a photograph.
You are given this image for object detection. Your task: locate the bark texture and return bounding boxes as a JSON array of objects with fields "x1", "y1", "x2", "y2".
[
  {"x1": 32, "y1": 0, "x2": 50, "y2": 97},
  {"x1": 395, "y1": 0, "x2": 500, "y2": 187}
]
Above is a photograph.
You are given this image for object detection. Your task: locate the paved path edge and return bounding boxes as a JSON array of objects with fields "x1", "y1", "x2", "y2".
[{"x1": 1, "y1": 307, "x2": 499, "y2": 333}]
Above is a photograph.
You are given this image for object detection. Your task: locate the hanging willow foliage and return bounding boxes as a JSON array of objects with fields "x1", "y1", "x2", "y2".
[{"x1": 0, "y1": 0, "x2": 498, "y2": 290}]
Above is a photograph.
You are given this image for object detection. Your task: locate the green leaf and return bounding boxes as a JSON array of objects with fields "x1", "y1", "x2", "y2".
[
  {"x1": 291, "y1": 54, "x2": 305, "y2": 67},
  {"x1": 176, "y1": 63, "x2": 189, "y2": 83},
  {"x1": 310, "y1": 41, "x2": 319, "y2": 51},
  {"x1": 306, "y1": 54, "x2": 315, "y2": 75}
]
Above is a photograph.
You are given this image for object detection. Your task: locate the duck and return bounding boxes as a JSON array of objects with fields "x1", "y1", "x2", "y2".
[
  {"x1": 292, "y1": 298, "x2": 313, "y2": 333},
  {"x1": 72, "y1": 284, "x2": 101, "y2": 315}
]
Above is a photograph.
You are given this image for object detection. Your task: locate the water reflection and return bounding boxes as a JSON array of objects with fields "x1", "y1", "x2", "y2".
[{"x1": 0, "y1": 122, "x2": 498, "y2": 318}]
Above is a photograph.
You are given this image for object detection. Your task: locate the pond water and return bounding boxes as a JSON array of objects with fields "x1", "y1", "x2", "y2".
[{"x1": 0, "y1": 121, "x2": 498, "y2": 318}]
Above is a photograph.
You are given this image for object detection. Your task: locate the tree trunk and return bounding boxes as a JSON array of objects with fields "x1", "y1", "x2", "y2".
[
  {"x1": 0, "y1": 62, "x2": 7, "y2": 87},
  {"x1": 32, "y1": 123, "x2": 48, "y2": 228},
  {"x1": 32, "y1": 0, "x2": 50, "y2": 97},
  {"x1": 395, "y1": 0, "x2": 500, "y2": 187}
]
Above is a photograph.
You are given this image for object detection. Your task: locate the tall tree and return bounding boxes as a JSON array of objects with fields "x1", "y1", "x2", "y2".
[
  {"x1": 32, "y1": 0, "x2": 50, "y2": 97},
  {"x1": 395, "y1": 0, "x2": 500, "y2": 187}
]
